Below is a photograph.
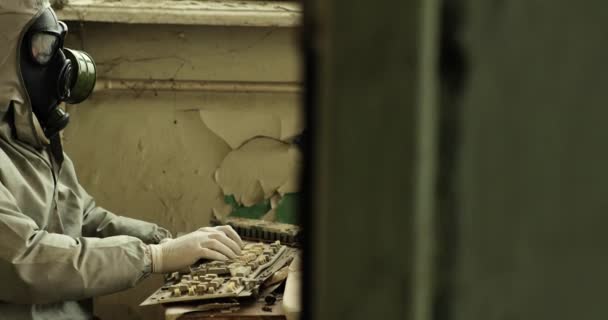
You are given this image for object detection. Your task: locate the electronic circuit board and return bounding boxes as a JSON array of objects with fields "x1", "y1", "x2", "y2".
[
  {"x1": 210, "y1": 215, "x2": 301, "y2": 246},
  {"x1": 141, "y1": 241, "x2": 297, "y2": 306}
]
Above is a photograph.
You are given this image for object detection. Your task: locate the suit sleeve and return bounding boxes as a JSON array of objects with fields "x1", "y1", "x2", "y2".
[
  {"x1": 59, "y1": 155, "x2": 172, "y2": 244},
  {"x1": 81, "y1": 193, "x2": 172, "y2": 244},
  {"x1": 0, "y1": 181, "x2": 151, "y2": 304}
]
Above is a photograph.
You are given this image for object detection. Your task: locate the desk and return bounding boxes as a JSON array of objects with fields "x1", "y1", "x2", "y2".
[
  {"x1": 166, "y1": 299, "x2": 286, "y2": 320},
  {"x1": 166, "y1": 252, "x2": 300, "y2": 320}
]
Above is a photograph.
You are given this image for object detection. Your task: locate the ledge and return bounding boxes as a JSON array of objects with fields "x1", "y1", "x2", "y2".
[
  {"x1": 94, "y1": 78, "x2": 302, "y2": 93},
  {"x1": 56, "y1": 0, "x2": 301, "y2": 27}
]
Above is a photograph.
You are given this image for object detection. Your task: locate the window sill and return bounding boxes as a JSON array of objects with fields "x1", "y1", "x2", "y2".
[{"x1": 56, "y1": 0, "x2": 301, "y2": 27}]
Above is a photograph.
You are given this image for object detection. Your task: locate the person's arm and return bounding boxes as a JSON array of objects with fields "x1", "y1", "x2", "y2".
[
  {"x1": 81, "y1": 195, "x2": 172, "y2": 244},
  {"x1": 59, "y1": 156, "x2": 172, "y2": 244},
  {"x1": 0, "y1": 181, "x2": 150, "y2": 304}
]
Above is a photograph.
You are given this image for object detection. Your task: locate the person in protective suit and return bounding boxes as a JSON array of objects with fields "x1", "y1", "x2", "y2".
[{"x1": 0, "y1": 1, "x2": 244, "y2": 319}]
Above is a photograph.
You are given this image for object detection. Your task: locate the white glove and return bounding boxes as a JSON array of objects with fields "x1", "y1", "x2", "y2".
[{"x1": 149, "y1": 225, "x2": 244, "y2": 273}]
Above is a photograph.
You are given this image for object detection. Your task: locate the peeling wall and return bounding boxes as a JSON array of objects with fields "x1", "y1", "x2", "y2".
[
  {"x1": 65, "y1": 90, "x2": 301, "y2": 233},
  {"x1": 70, "y1": 23, "x2": 299, "y2": 82},
  {"x1": 63, "y1": 21, "x2": 301, "y2": 320}
]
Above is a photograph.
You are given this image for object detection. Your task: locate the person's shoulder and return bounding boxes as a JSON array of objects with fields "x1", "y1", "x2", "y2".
[
  {"x1": 58, "y1": 152, "x2": 82, "y2": 184},
  {"x1": 61, "y1": 152, "x2": 78, "y2": 172}
]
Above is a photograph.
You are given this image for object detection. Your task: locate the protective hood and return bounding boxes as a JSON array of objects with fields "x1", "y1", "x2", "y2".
[{"x1": 0, "y1": 0, "x2": 53, "y2": 148}]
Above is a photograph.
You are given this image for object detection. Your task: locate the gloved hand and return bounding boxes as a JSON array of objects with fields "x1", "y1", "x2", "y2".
[{"x1": 149, "y1": 225, "x2": 244, "y2": 273}]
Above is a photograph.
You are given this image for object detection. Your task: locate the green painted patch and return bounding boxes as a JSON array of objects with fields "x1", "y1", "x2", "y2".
[
  {"x1": 275, "y1": 193, "x2": 299, "y2": 225},
  {"x1": 224, "y1": 195, "x2": 270, "y2": 219},
  {"x1": 224, "y1": 193, "x2": 300, "y2": 225}
]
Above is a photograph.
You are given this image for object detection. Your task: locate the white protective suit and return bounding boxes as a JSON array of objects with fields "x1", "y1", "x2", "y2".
[{"x1": 0, "y1": 1, "x2": 172, "y2": 318}]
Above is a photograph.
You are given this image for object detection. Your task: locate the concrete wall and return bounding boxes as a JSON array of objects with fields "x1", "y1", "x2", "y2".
[
  {"x1": 63, "y1": 22, "x2": 300, "y2": 320},
  {"x1": 304, "y1": 0, "x2": 437, "y2": 319},
  {"x1": 305, "y1": 0, "x2": 608, "y2": 319},
  {"x1": 443, "y1": 1, "x2": 608, "y2": 320}
]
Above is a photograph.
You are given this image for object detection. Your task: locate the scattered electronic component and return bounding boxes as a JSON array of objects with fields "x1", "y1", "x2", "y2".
[{"x1": 140, "y1": 241, "x2": 297, "y2": 306}]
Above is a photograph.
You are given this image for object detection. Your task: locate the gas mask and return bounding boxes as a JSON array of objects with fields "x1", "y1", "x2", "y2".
[{"x1": 20, "y1": 7, "x2": 96, "y2": 139}]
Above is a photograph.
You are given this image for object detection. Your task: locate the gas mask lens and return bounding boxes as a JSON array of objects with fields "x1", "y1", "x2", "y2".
[{"x1": 30, "y1": 33, "x2": 60, "y2": 65}]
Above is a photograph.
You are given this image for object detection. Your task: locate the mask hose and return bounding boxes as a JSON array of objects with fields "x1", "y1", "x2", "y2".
[{"x1": 44, "y1": 107, "x2": 70, "y2": 139}]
